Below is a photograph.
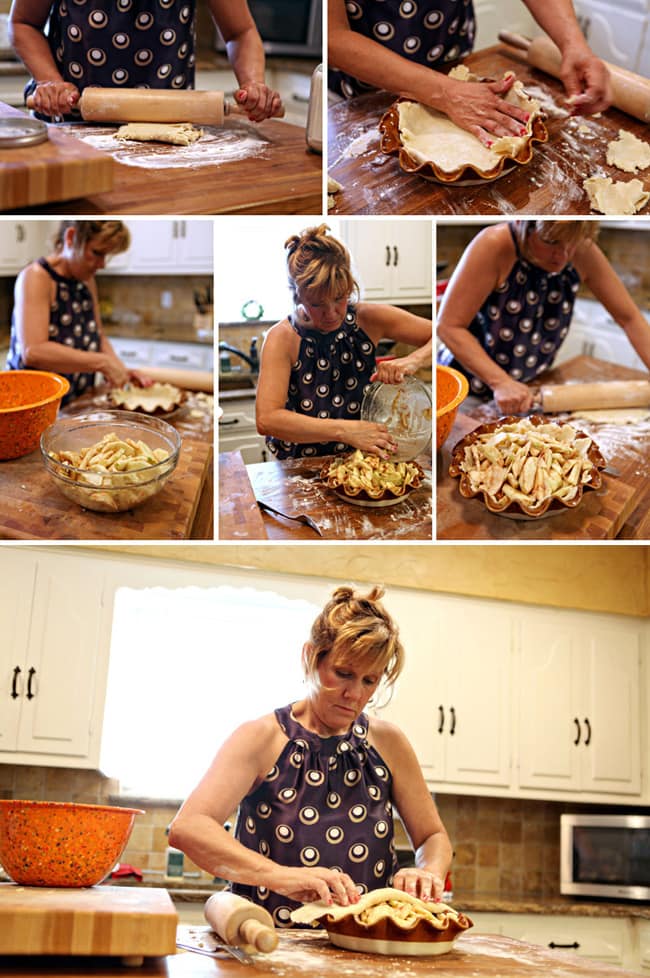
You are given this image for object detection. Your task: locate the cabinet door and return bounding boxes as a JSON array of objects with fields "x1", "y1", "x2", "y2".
[
  {"x1": 125, "y1": 220, "x2": 177, "y2": 270},
  {"x1": 518, "y1": 616, "x2": 582, "y2": 791},
  {"x1": 15, "y1": 555, "x2": 108, "y2": 759},
  {"x1": 583, "y1": 626, "x2": 641, "y2": 794},
  {"x1": 574, "y1": 0, "x2": 646, "y2": 70},
  {"x1": 506, "y1": 914, "x2": 627, "y2": 966},
  {"x1": 390, "y1": 222, "x2": 433, "y2": 302},
  {"x1": 176, "y1": 220, "x2": 213, "y2": 273},
  {"x1": 0, "y1": 222, "x2": 36, "y2": 273},
  {"x1": 340, "y1": 220, "x2": 432, "y2": 303},
  {"x1": 638, "y1": 920, "x2": 650, "y2": 974},
  {"x1": 0, "y1": 552, "x2": 37, "y2": 752}
]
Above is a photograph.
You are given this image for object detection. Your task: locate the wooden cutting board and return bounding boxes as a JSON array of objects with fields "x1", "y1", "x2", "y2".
[
  {"x1": 218, "y1": 451, "x2": 268, "y2": 540},
  {"x1": 0, "y1": 104, "x2": 113, "y2": 210},
  {"x1": 0, "y1": 883, "x2": 177, "y2": 957},
  {"x1": 0, "y1": 434, "x2": 211, "y2": 540}
]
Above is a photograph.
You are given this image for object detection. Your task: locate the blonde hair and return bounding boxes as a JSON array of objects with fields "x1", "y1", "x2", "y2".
[
  {"x1": 54, "y1": 221, "x2": 130, "y2": 257},
  {"x1": 285, "y1": 224, "x2": 358, "y2": 305},
  {"x1": 514, "y1": 220, "x2": 599, "y2": 262},
  {"x1": 302, "y1": 585, "x2": 404, "y2": 700}
]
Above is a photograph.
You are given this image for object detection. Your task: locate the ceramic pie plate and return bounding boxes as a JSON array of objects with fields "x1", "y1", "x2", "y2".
[
  {"x1": 417, "y1": 160, "x2": 517, "y2": 186},
  {"x1": 449, "y1": 415, "x2": 606, "y2": 519},
  {"x1": 324, "y1": 909, "x2": 472, "y2": 957},
  {"x1": 379, "y1": 98, "x2": 548, "y2": 183},
  {"x1": 333, "y1": 485, "x2": 419, "y2": 507},
  {"x1": 323, "y1": 455, "x2": 425, "y2": 505},
  {"x1": 109, "y1": 384, "x2": 187, "y2": 417}
]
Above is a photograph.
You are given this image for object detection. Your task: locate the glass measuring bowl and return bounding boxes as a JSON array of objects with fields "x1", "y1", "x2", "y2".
[{"x1": 361, "y1": 376, "x2": 432, "y2": 461}]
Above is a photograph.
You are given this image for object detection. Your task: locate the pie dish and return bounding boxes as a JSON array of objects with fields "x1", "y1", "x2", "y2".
[
  {"x1": 322, "y1": 450, "x2": 424, "y2": 503},
  {"x1": 449, "y1": 415, "x2": 606, "y2": 518},
  {"x1": 290, "y1": 887, "x2": 473, "y2": 956},
  {"x1": 379, "y1": 66, "x2": 548, "y2": 184},
  {"x1": 109, "y1": 382, "x2": 185, "y2": 416}
]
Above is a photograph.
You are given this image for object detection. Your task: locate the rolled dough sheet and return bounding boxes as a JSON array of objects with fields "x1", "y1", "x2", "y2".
[
  {"x1": 115, "y1": 122, "x2": 203, "y2": 145},
  {"x1": 397, "y1": 67, "x2": 542, "y2": 175},
  {"x1": 291, "y1": 887, "x2": 452, "y2": 926},
  {"x1": 606, "y1": 129, "x2": 650, "y2": 174},
  {"x1": 570, "y1": 406, "x2": 650, "y2": 424},
  {"x1": 583, "y1": 175, "x2": 650, "y2": 215}
]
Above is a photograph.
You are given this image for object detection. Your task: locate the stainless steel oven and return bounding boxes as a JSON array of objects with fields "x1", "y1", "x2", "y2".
[
  {"x1": 561, "y1": 814, "x2": 650, "y2": 901},
  {"x1": 215, "y1": 0, "x2": 322, "y2": 58}
]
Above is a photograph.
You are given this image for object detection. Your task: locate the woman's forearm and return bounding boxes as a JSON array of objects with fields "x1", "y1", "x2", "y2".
[
  {"x1": 21, "y1": 339, "x2": 105, "y2": 374},
  {"x1": 522, "y1": 0, "x2": 588, "y2": 51},
  {"x1": 257, "y1": 406, "x2": 349, "y2": 444},
  {"x1": 415, "y1": 831, "x2": 453, "y2": 881},
  {"x1": 618, "y1": 313, "x2": 650, "y2": 372},
  {"x1": 225, "y1": 28, "x2": 265, "y2": 86},
  {"x1": 329, "y1": 28, "x2": 449, "y2": 107},
  {"x1": 169, "y1": 813, "x2": 280, "y2": 887},
  {"x1": 438, "y1": 324, "x2": 509, "y2": 391},
  {"x1": 9, "y1": 22, "x2": 61, "y2": 81}
]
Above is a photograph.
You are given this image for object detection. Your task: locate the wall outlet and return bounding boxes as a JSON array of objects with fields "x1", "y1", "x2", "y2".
[{"x1": 160, "y1": 291, "x2": 173, "y2": 309}]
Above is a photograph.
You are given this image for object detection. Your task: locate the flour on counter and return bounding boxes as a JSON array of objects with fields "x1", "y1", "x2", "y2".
[
  {"x1": 341, "y1": 129, "x2": 378, "y2": 159},
  {"x1": 59, "y1": 121, "x2": 270, "y2": 169}
]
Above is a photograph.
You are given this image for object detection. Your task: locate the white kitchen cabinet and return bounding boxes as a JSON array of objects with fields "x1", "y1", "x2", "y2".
[
  {"x1": 108, "y1": 337, "x2": 212, "y2": 372},
  {"x1": 517, "y1": 610, "x2": 642, "y2": 796},
  {"x1": 102, "y1": 220, "x2": 213, "y2": 275},
  {"x1": 556, "y1": 300, "x2": 647, "y2": 372},
  {"x1": 338, "y1": 220, "x2": 432, "y2": 304},
  {"x1": 638, "y1": 920, "x2": 650, "y2": 974},
  {"x1": 0, "y1": 221, "x2": 56, "y2": 274},
  {"x1": 381, "y1": 594, "x2": 512, "y2": 789},
  {"x1": 0, "y1": 550, "x2": 114, "y2": 767},
  {"x1": 219, "y1": 395, "x2": 269, "y2": 463},
  {"x1": 574, "y1": 0, "x2": 649, "y2": 71},
  {"x1": 505, "y1": 914, "x2": 628, "y2": 966}
]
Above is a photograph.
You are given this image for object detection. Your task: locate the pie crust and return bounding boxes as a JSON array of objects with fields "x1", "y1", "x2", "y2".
[
  {"x1": 290, "y1": 887, "x2": 472, "y2": 956},
  {"x1": 321, "y1": 451, "x2": 424, "y2": 501},
  {"x1": 379, "y1": 67, "x2": 548, "y2": 183},
  {"x1": 109, "y1": 382, "x2": 185, "y2": 416},
  {"x1": 449, "y1": 415, "x2": 605, "y2": 518}
]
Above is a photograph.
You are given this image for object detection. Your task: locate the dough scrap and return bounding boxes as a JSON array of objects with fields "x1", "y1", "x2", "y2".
[
  {"x1": 327, "y1": 176, "x2": 343, "y2": 193},
  {"x1": 396, "y1": 67, "x2": 542, "y2": 176},
  {"x1": 570, "y1": 406, "x2": 650, "y2": 425},
  {"x1": 115, "y1": 122, "x2": 203, "y2": 146},
  {"x1": 606, "y1": 129, "x2": 650, "y2": 174},
  {"x1": 583, "y1": 175, "x2": 650, "y2": 215},
  {"x1": 290, "y1": 888, "x2": 460, "y2": 928}
]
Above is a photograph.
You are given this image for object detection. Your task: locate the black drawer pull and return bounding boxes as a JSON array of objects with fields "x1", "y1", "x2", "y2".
[
  {"x1": 219, "y1": 418, "x2": 240, "y2": 426},
  {"x1": 11, "y1": 666, "x2": 21, "y2": 699},
  {"x1": 549, "y1": 942, "x2": 580, "y2": 950}
]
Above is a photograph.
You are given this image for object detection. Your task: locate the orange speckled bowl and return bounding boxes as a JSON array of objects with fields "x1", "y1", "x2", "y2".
[
  {"x1": 0, "y1": 800, "x2": 144, "y2": 888},
  {"x1": 0, "y1": 371, "x2": 70, "y2": 461},
  {"x1": 436, "y1": 365, "x2": 469, "y2": 451}
]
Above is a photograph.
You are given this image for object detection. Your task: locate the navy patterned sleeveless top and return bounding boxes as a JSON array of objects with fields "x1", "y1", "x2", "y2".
[
  {"x1": 7, "y1": 258, "x2": 99, "y2": 405},
  {"x1": 230, "y1": 705, "x2": 399, "y2": 927},
  {"x1": 25, "y1": 0, "x2": 195, "y2": 117},
  {"x1": 266, "y1": 306, "x2": 376, "y2": 460},
  {"x1": 439, "y1": 224, "x2": 581, "y2": 397},
  {"x1": 330, "y1": 0, "x2": 475, "y2": 98}
]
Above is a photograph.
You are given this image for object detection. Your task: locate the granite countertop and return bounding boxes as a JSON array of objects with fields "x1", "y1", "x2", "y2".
[
  {"x1": 102, "y1": 322, "x2": 213, "y2": 345},
  {"x1": 455, "y1": 892, "x2": 650, "y2": 921}
]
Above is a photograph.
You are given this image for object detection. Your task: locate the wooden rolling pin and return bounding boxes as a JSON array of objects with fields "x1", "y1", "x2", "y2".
[
  {"x1": 140, "y1": 367, "x2": 213, "y2": 392},
  {"x1": 535, "y1": 380, "x2": 650, "y2": 413},
  {"x1": 27, "y1": 88, "x2": 283, "y2": 125},
  {"x1": 499, "y1": 31, "x2": 650, "y2": 123},
  {"x1": 204, "y1": 892, "x2": 278, "y2": 954}
]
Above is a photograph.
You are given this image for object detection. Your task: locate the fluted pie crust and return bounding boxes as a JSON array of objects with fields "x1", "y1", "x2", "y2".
[
  {"x1": 379, "y1": 66, "x2": 548, "y2": 183},
  {"x1": 290, "y1": 887, "x2": 473, "y2": 956},
  {"x1": 109, "y1": 383, "x2": 185, "y2": 416}
]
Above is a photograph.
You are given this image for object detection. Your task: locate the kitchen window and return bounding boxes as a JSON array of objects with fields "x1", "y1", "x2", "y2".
[{"x1": 101, "y1": 583, "x2": 319, "y2": 799}]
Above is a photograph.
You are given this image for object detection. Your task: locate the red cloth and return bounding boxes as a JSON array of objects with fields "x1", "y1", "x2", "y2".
[{"x1": 111, "y1": 864, "x2": 143, "y2": 881}]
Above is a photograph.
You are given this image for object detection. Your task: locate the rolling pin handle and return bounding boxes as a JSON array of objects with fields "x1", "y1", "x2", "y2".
[
  {"x1": 239, "y1": 918, "x2": 278, "y2": 954},
  {"x1": 498, "y1": 30, "x2": 531, "y2": 51}
]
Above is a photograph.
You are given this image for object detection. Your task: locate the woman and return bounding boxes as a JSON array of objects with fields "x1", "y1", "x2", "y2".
[
  {"x1": 329, "y1": 0, "x2": 611, "y2": 145},
  {"x1": 169, "y1": 585, "x2": 452, "y2": 923},
  {"x1": 437, "y1": 220, "x2": 650, "y2": 414},
  {"x1": 255, "y1": 224, "x2": 432, "y2": 459},
  {"x1": 9, "y1": 0, "x2": 282, "y2": 122},
  {"x1": 7, "y1": 221, "x2": 150, "y2": 405}
]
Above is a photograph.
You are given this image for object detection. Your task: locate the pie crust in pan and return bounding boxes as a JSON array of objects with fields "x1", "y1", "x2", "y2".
[
  {"x1": 321, "y1": 453, "x2": 425, "y2": 502},
  {"x1": 448, "y1": 415, "x2": 606, "y2": 518},
  {"x1": 379, "y1": 69, "x2": 548, "y2": 183},
  {"x1": 109, "y1": 382, "x2": 186, "y2": 416}
]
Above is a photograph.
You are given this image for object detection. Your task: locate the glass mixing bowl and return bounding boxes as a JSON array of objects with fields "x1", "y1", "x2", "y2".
[{"x1": 361, "y1": 376, "x2": 432, "y2": 461}]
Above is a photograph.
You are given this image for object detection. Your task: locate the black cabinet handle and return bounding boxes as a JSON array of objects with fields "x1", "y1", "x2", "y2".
[
  {"x1": 437, "y1": 705, "x2": 444, "y2": 734},
  {"x1": 450, "y1": 706, "x2": 456, "y2": 735},
  {"x1": 573, "y1": 717, "x2": 581, "y2": 745},
  {"x1": 549, "y1": 942, "x2": 580, "y2": 950},
  {"x1": 393, "y1": 245, "x2": 398, "y2": 266},
  {"x1": 219, "y1": 418, "x2": 240, "y2": 426},
  {"x1": 385, "y1": 246, "x2": 391, "y2": 266},
  {"x1": 11, "y1": 666, "x2": 21, "y2": 699},
  {"x1": 26, "y1": 667, "x2": 36, "y2": 700},
  {"x1": 584, "y1": 717, "x2": 591, "y2": 746}
]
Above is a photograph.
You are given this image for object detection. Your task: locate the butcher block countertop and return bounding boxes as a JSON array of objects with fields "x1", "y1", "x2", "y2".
[
  {"x1": 0, "y1": 102, "x2": 321, "y2": 215},
  {"x1": 328, "y1": 44, "x2": 650, "y2": 216},
  {"x1": 0, "y1": 387, "x2": 213, "y2": 541},
  {"x1": 437, "y1": 355, "x2": 650, "y2": 540},
  {"x1": 218, "y1": 451, "x2": 432, "y2": 540},
  {"x1": 0, "y1": 930, "x2": 645, "y2": 978}
]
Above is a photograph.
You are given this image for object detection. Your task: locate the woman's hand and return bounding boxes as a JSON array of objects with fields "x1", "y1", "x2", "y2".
[
  {"x1": 560, "y1": 44, "x2": 612, "y2": 115},
  {"x1": 127, "y1": 370, "x2": 154, "y2": 388},
  {"x1": 267, "y1": 866, "x2": 360, "y2": 907},
  {"x1": 492, "y1": 377, "x2": 535, "y2": 415},
  {"x1": 235, "y1": 83, "x2": 283, "y2": 122},
  {"x1": 371, "y1": 357, "x2": 414, "y2": 385},
  {"x1": 98, "y1": 354, "x2": 130, "y2": 389},
  {"x1": 344, "y1": 421, "x2": 397, "y2": 458},
  {"x1": 393, "y1": 867, "x2": 445, "y2": 902},
  {"x1": 443, "y1": 75, "x2": 531, "y2": 147},
  {"x1": 31, "y1": 80, "x2": 79, "y2": 119}
]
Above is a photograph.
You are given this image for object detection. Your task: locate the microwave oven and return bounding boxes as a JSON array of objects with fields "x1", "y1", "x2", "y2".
[
  {"x1": 560, "y1": 814, "x2": 650, "y2": 902},
  {"x1": 215, "y1": 0, "x2": 322, "y2": 58}
]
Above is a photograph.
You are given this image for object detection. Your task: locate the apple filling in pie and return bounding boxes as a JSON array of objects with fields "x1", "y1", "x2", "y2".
[{"x1": 322, "y1": 450, "x2": 424, "y2": 500}]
